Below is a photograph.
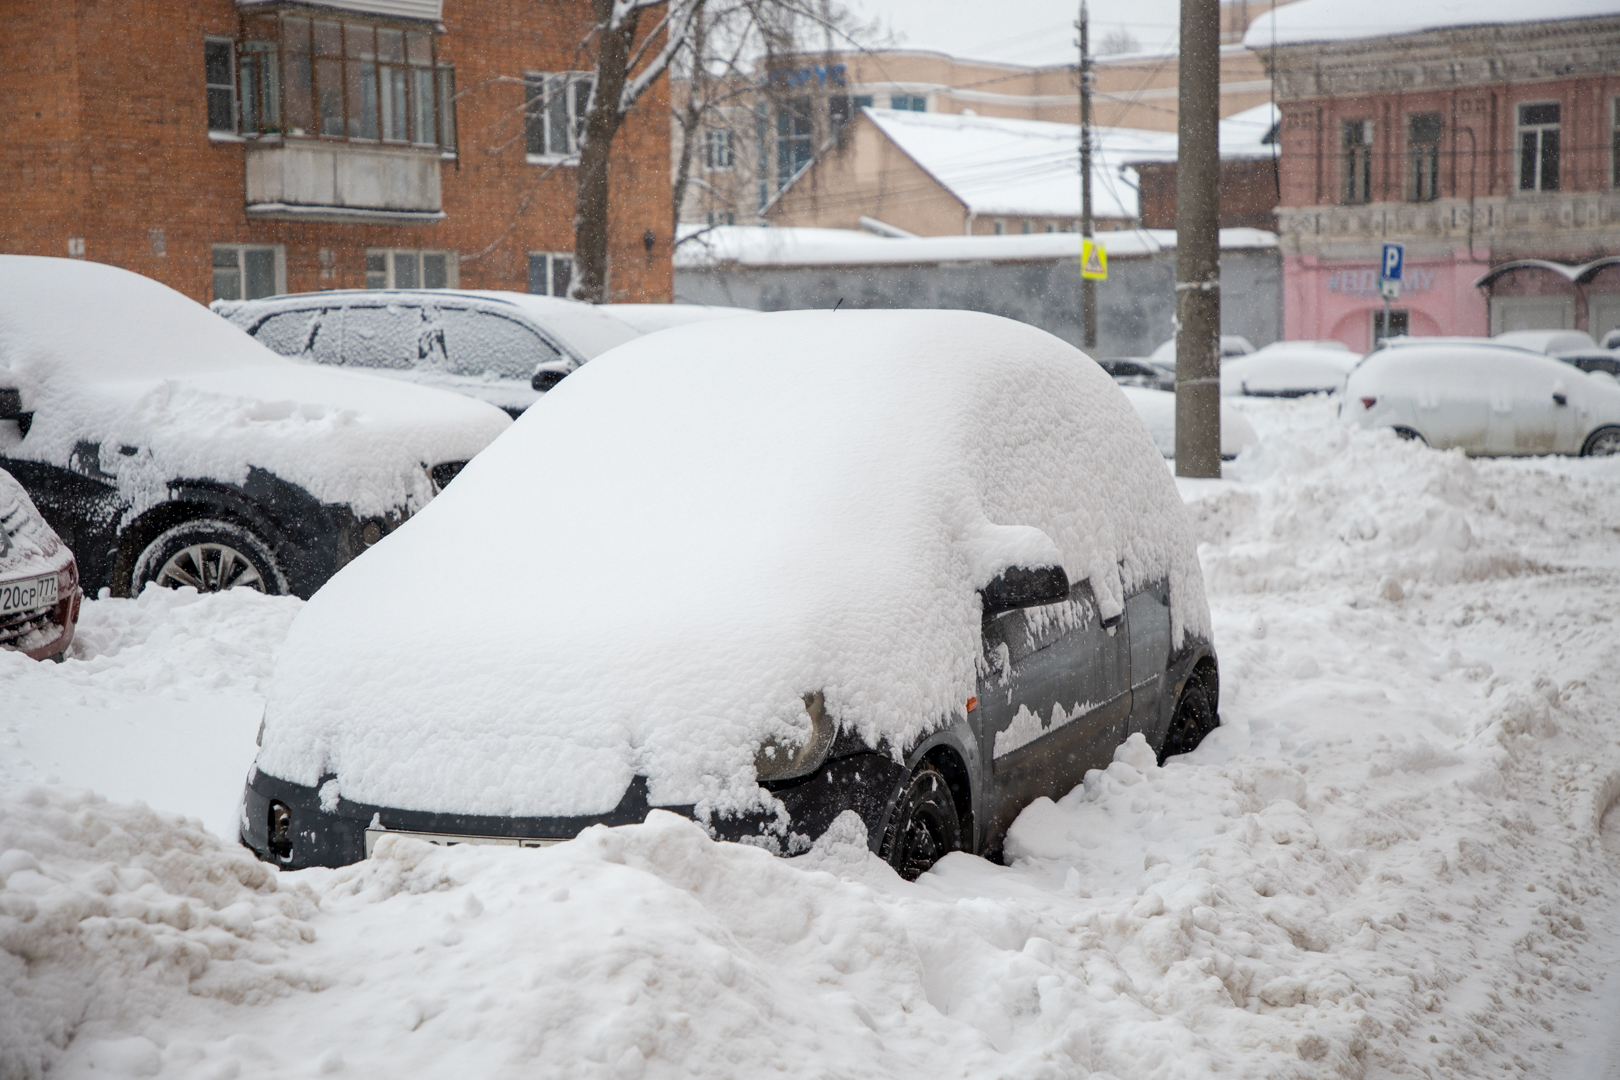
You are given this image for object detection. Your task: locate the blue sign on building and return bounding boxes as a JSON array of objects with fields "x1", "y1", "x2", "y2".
[{"x1": 1381, "y1": 243, "x2": 1404, "y2": 282}]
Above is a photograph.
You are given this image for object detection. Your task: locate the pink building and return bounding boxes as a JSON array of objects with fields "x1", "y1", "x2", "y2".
[{"x1": 1249, "y1": 4, "x2": 1620, "y2": 350}]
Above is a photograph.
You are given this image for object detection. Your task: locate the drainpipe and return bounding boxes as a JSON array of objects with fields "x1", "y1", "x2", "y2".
[{"x1": 965, "y1": 211, "x2": 976, "y2": 236}]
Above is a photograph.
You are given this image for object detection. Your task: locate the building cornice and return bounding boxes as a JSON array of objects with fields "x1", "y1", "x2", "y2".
[{"x1": 1264, "y1": 16, "x2": 1620, "y2": 102}]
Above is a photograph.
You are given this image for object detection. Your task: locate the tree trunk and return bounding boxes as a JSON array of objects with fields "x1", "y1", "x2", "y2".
[{"x1": 572, "y1": 1, "x2": 640, "y2": 303}]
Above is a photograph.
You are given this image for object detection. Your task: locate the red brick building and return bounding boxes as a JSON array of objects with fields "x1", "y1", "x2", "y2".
[
  {"x1": 1, "y1": 0, "x2": 672, "y2": 305},
  {"x1": 1252, "y1": 6, "x2": 1620, "y2": 349}
]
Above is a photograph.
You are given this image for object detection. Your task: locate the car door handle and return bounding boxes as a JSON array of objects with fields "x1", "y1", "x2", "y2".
[
  {"x1": 1101, "y1": 612, "x2": 1124, "y2": 631},
  {"x1": 1552, "y1": 393, "x2": 1568, "y2": 406}
]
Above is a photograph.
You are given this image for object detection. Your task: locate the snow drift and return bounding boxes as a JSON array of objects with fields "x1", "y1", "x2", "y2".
[{"x1": 257, "y1": 310, "x2": 1209, "y2": 818}]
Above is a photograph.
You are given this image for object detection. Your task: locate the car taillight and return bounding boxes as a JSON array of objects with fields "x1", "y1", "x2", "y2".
[{"x1": 1360, "y1": 397, "x2": 1377, "y2": 410}]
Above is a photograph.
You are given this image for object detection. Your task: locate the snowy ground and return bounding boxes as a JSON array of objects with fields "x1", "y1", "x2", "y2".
[{"x1": 3, "y1": 396, "x2": 1619, "y2": 1080}]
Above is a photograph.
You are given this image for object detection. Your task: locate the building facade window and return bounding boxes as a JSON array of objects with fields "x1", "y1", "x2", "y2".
[
  {"x1": 703, "y1": 128, "x2": 733, "y2": 171},
  {"x1": 212, "y1": 244, "x2": 283, "y2": 302},
  {"x1": 1408, "y1": 113, "x2": 1441, "y2": 202},
  {"x1": 1517, "y1": 102, "x2": 1561, "y2": 192},
  {"x1": 992, "y1": 219, "x2": 1006, "y2": 235},
  {"x1": 889, "y1": 94, "x2": 926, "y2": 112},
  {"x1": 1372, "y1": 307, "x2": 1409, "y2": 344},
  {"x1": 706, "y1": 210, "x2": 736, "y2": 226},
  {"x1": 852, "y1": 94, "x2": 874, "y2": 110},
  {"x1": 525, "y1": 72, "x2": 593, "y2": 159},
  {"x1": 527, "y1": 252, "x2": 575, "y2": 297},
  {"x1": 366, "y1": 249, "x2": 455, "y2": 289},
  {"x1": 227, "y1": 13, "x2": 453, "y2": 149},
  {"x1": 776, "y1": 97, "x2": 814, "y2": 188},
  {"x1": 1611, "y1": 97, "x2": 1619, "y2": 188},
  {"x1": 1342, "y1": 119, "x2": 1373, "y2": 205},
  {"x1": 205, "y1": 38, "x2": 237, "y2": 133}
]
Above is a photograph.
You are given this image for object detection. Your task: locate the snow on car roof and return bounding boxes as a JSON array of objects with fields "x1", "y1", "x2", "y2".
[
  {"x1": 1243, "y1": 0, "x2": 1614, "y2": 47},
  {"x1": 600, "y1": 303, "x2": 753, "y2": 334},
  {"x1": 0, "y1": 258, "x2": 510, "y2": 517},
  {"x1": 1221, "y1": 347, "x2": 1357, "y2": 397},
  {"x1": 257, "y1": 309, "x2": 1210, "y2": 819}
]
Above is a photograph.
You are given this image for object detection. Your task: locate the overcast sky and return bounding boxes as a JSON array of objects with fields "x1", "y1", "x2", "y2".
[{"x1": 843, "y1": 0, "x2": 1188, "y2": 67}]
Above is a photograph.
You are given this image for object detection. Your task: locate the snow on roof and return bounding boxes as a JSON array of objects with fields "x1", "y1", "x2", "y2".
[
  {"x1": 0, "y1": 258, "x2": 511, "y2": 517},
  {"x1": 864, "y1": 107, "x2": 1179, "y2": 220},
  {"x1": 1219, "y1": 103, "x2": 1280, "y2": 160},
  {"x1": 257, "y1": 309, "x2": 1210, "y2": 819},
  {"x1": 1243, "y1": 0, "x2": 1616, "y2": 47},
  {"x1": 675, "y1": 224, "x2": 1278, "y2": 270}
]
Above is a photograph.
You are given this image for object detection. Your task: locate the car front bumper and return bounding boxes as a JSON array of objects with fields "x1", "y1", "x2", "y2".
[{"x1": 240, "y1": 751, "x2": 906, "y2": 870}]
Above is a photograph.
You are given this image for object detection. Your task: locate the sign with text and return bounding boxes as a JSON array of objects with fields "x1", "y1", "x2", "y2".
[{"x1": 1081, "y1": 239, "x2": 1107, "y2": 281}]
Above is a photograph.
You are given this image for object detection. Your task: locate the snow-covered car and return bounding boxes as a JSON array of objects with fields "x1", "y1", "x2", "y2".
[
  {"x1": 0, "y1": 257, "x2": 511, "y2": 599},
  {"x1": 1493, "y1": 329, "x2": 1597, "y2": 355},
  {"x1": 1099, "y1": 358, "x2": 1176, "y2": 391},
  {"x1": 1344, "y1": 340, "x2": 1620, "y2": 457},
  {"x1": 1553, "y1": 350, "x2": 1620, "y2": 379},
  {"x1": 1220, "y1": 340, "x2": 1356, "y2": 398},
  {"x1": 0, "y1": 465, "x2": 80, "y2": 661},
  {"x1": 1149, "y1": 334, "x2": 1255, "y2": 369},
  {"x1": 241, "y1": 310, "x2": 1220, "y2": 878},
  {"x1": 1603, "y1": 329, "x2": 1620, "y2": 350},
  {"x1": 214, "y1": 291, "x2": 748, "y2": 415},
  {"x1": 1119, "y1": 386, "x2": 1258, "y2": 459}
]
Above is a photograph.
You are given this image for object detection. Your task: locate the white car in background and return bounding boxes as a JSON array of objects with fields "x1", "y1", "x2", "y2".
[
  {"x1": 1344, "y1": 340, "x2": 1620, "y2": 457},
  {"x1": 215, "y1": 292, "x2": 748, "y2": 416},
  {"x1": 1119, "y1": 387, "x2": 1258, "y2": 460},
  {"x1": 1220, "y1": 340, "x2": 1356, "y2": 398},
  {"x1": 1149, "y1": 335, "x2": 1256, "y2": 370}
]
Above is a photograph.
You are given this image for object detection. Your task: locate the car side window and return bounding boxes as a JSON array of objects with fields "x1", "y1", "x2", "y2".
[
  {"x1": 250, "y1": 309, "x2": 324, "y2": 357},
  {"x1": 436, "y1": 308, "x2": 564, "y2": 379},
  {"x1": 338, "y1": 304, "x2": 425, "y2": 370}
]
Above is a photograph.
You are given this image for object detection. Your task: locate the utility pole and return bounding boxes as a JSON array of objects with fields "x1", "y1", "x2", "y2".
[
  {"x1": 1173, "y1": 0, "x2": 1221, "y2": 476},
  {"x1": 1078, "y1": 1, "x2": 1097, "y2": 352}
]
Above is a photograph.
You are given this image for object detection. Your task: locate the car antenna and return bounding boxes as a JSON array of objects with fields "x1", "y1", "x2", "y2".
[{"x1": 833, "y1": 298, "x2": 843, "y2": 312}]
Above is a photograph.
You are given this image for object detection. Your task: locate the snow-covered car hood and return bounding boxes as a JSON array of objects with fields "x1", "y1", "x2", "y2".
[
  {"x1": 257, "y1": 310, "x2": 1211, "y2": 820},
  {"x1": 0, "y1": 467, "x2": 72, "y2": 581},
  {"x1": 1119, "y1": 386, "x2": 1259, "y2": 459},
  {"x1": 1220, "y1": 346, "x2": 1357, "y2": 397},
  {"x1": 0, "y1": 258, "x2": 511, "y2": 518}
]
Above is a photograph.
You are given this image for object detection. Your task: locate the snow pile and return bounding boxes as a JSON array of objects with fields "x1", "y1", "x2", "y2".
[
  {"x1": 1187, "y1": 412, "x2": 1538, "y2": 595},
  {"x1": 0, "y1": 258, "x2": 511, "y2": 518},
  {"x1": 0, "y1": 788, "x2": 322, "y2": 1080},
  {"x1": 258, "y1": 310, "x2": 1207, "y2": 818}
]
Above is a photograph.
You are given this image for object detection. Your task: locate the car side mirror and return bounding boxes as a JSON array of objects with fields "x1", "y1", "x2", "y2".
[
  {"x1": 532, "y1": 369, "x2": 567, "y2": 392},
  {"x1": 981, "y1": 565, "x2": 1069, "y2": 616}
]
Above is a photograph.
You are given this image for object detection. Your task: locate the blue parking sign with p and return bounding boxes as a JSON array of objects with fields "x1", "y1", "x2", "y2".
[{"x1": 1381, "y1": 243, "x2": 1404, "y2": 282}]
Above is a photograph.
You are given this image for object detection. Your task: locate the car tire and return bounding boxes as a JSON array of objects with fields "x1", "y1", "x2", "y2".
[
  {"x1": 879, "y1": 761, "x2": 963, "y2": 881},
  {"x1": 130, "y1": 518, "x2": 288, "y2": 595},
  {"x1": 1158, "y1": 672, "x2": 1218, "y2": 764},
  {"x1": 1392, "y1": 426, "x2": 1427, "y2": 445},
  {"x1": 1581, "y1": 426, "x2": 1620, "y2": 458}
]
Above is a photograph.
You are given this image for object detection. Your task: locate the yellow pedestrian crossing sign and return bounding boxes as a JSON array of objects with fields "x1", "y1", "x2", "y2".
[{"x1": 1081, "y1": 238, "x2": 1107, "y2": 280}]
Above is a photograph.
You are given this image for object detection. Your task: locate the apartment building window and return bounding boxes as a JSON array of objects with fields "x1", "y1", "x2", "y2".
[
  {"x1": 776, "y1": 97, "x2": 814, "y2": 188},
  {"x1": 227, "y1": 13, "x2": 453, "y2": 150},
  {"x1": 1408, "y1": 113, "x2": 1441, "y2": 202},
  {"x1": 1342, "y1": 119, "x2": 1373, "y2": 205},
  {"x1": 1614, "y1": 97, "x2": 1620, "y2": 188},
  {"x1": 527, "y1": 253, "x2": 574, "y2": 297},
  {"x1": 993, "y1": 219, "x2": 1006, "y2": 235},
  {"x1": 212, "y1": 244, "x2": 283, "y2": 302},
  {"x1": 890, "y1": 94, "x2": 926, "y2": 112},
  {"x1": 1518, "y1": 103, "x2": 1561, "y2": 192},
  {"x1": 703, "y1": 128, "x2": 733, "y2": 171},
  {"x1": 852, "y1": 95, "x2": 874, "y2": 110},
  {"x1": 706, "y1": 210, "x2": 735, "y2": 226},
  {"x1": 205, "y1": 38, "x2": 237, "y2": 132},
  {"x1": 525, "y1": 73, "x2": 594, "y2": 159},
  {"x1": 366, "y1": 249, "x2": 455, "y2": 289}
]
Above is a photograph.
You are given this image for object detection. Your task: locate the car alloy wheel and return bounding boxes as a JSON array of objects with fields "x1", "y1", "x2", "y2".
[
  {"x1": 1582, "y1": 426, "x2": 1620, "y2": 458},
  {"x1": 131, "y1": 518, "x2": 287, "y2": 595},
  {"x1": 1158, "y1": 674, "x2": 1217, "y2": 764},
  {"x1": 879, "y1": 762, "x2": 962, "y2": 881}
]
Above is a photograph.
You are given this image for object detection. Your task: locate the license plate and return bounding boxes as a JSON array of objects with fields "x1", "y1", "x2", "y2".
[
  {"x1": 364, "y1": 828, "x2": 565, "y2": 857},
  {"x1": 0, "y1": 573, "x2": 57, "y2": 616}
]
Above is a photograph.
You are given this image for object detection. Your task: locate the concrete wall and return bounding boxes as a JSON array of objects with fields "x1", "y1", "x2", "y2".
[{"x1": 675, "y1": 248, "x2": 1282, "y2": 358}]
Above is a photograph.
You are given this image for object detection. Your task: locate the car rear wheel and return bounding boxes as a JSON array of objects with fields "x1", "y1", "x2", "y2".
[
  {"x1": 131, "y1": 519, "x2": 288, "y2": 595},
  {"x1": 879, "y1": 762, "x2": 962, "y2": 880},
  {"x1": 1582, "y1": 426, "x2": 1620, "y2": 458},
  {"x1": 1158, "y1": 673, "x2": 1217, "y2": 764}
]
